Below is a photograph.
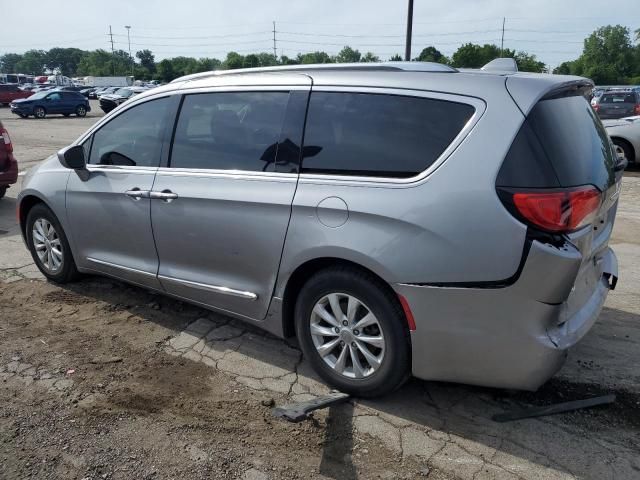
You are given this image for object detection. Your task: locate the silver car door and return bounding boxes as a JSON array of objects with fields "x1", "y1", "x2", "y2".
[
  {"x1": 66, "y1": 95, "x2": 178, "y2": 288},
  {"x1": 151, "y1": 85, "x2": 309, "y2": 319}
]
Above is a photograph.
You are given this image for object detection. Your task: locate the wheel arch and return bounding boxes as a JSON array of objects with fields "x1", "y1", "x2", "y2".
[
  {"x1": 18, "y1": 193, "x2": 51, "y2": 240},
  {"x1": 280, "y1": 256, "x2": 408, "y2": 338},
  {"x1": 610, "y1": 136, "x2": 636, "y2": 162}
]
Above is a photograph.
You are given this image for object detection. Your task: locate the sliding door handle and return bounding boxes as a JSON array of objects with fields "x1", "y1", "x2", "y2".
[
  {"x1": 150, "y1": 190, "x2": 178, "y2": 202},
  {"x1": 124, "y1": 188, "x2": 150, "y2": 200}
]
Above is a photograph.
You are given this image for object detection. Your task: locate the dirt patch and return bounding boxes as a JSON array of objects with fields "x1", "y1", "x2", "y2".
[{"x1": 0, "y1": 278, "x2": 428, "y2": 479}]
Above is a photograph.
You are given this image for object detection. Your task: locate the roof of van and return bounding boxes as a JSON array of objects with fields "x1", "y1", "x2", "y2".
[{"x1": 144, "y1": 61, "x2": 592, "y2": 116}]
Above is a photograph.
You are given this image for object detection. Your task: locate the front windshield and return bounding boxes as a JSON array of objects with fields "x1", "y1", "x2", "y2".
[
  {"x1": 28, "y1": 91, "x2": 49, "y2": 100},
  {"x1": 115, "y1": 88, "x2": 133, "y2": 97}
]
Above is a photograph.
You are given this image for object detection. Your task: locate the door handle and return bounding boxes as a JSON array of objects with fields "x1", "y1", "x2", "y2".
[
  {"x1": 124, "y1": 188, "x2": 150, "y2": 200},
  {"x1": 150, "y1": 190, "x2": 178, "y2": 202}
]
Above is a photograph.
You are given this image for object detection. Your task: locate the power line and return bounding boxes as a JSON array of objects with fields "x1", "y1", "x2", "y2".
[{"x1": 109, "y1": 31, "x2": 270, "y2": 40}]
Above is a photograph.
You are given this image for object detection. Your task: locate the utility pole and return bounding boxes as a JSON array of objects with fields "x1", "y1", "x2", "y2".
[
  {"x1": 272, "y1": 21, "x2": 277, "y2": 61},
  {"x1": 125, "y1": 25, "x2": 133, "y2": 77},
  {"x1": 500, "y1": 17, "x2": 505, "y2": 56},
  {"x1": 404, "y1": 0, "x2": 414, "y2": 61},
  {"x1": 109, "y1": 25, "x2": 115, "y2": 75}
]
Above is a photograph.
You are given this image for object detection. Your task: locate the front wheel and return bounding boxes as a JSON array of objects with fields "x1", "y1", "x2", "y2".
[
  {"x1": 26, "y1": 204, "x2": 80, "y2": 283},
  {"x1": 295, "y1": 267, "x2": 410, "y2": 397},
  {"x1": 34, "y1": 106, "x2": 46, "y2": 119},
  {"x1": 76, "y1": 105, "x2": 87, "y2": 117}
]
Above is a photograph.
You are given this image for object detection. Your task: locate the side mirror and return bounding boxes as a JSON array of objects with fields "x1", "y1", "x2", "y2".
[{"x1": 57, "y1": 145, "x2": 86, "y2": 170}]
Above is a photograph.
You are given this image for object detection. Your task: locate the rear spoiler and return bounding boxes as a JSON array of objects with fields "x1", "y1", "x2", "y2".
[{"x1": 506, "y1": 76, "x2": 595, "y2": 115}]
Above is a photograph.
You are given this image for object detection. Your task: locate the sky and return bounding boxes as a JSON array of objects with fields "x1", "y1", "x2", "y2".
[{"x1": 2, "y1": 0, "x2": 639, "y2": 69}]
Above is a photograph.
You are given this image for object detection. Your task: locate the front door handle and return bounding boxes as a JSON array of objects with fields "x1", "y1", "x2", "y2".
[
  {"x1": 124, "y1": 188, "x2": 150, "y2": 200},
  {"x1": 150, "y1": 190, "x2": 178, "y2": 202}
]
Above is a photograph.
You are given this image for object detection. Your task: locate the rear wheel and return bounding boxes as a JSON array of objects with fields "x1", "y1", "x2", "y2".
[
  {"x1": 26, "y1": 204, "x2": 80, "y2": 283},
  {"x1": 76, "y1": 105, "x2": 87, "y2": 117},
  {"x1": 34, "y1": 107, "x2": 46, "y2": 119},
  {"x1": 294, "y1": 267, "x2": 410, "y2": 397},
  {"x1": 612, "y1": 139, "x2": 634, "y2": 166}
]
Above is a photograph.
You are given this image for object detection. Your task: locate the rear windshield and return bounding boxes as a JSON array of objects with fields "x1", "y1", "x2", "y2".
[
  {"x1": 600, "y1": 93, "x2": 636, "y2": 103},
  {"x1": 497, "y1": 95, "x2": 615, "y2": 191}
]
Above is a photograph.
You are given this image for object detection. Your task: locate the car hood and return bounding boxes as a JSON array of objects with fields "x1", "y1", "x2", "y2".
[
  {"x1": 11, "y1": 98, "x2": 32, "y2": 104},
  {"x1": 100, "y1": 94, "x2": 127, "y2": 101}
]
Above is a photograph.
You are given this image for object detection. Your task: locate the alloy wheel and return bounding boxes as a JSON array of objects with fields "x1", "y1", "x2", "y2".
[
  {"x1": 32, "y1": 218, "x2": 63, "y2": 273},
  {"x1": 309, "y1": 293, "x2": 386, "y2": 379}
]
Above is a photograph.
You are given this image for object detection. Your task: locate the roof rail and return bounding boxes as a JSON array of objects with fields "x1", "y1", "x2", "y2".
[{"x1": 171, "y1": 61, "x2": 457, "y2": 83}]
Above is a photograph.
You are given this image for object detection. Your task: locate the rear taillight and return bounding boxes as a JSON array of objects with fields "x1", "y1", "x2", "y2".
[
  {"x1": 501, "y1": 186, "x2": 602, "y2": 233},
  {"x1": 1, "y1": 127, "x2": 13, "y2": 153},
  {"x1": 635, "y1": 104, "x2": 640, "y2": 115}
]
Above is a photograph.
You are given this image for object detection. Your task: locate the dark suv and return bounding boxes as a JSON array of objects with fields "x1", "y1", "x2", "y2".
[
  {"x1": 594, "y1": 90, "x2": 640, "y2": 119},
  {"x1": 10, "y1": 90, "x2": 91, "y2": 119}
]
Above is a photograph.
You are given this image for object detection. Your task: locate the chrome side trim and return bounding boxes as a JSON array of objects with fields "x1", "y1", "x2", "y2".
[
  {"x1": 158, "y1": 275, "x2": 258, "y2": 300},
  {"x1": 86, "y1": 257, "x2": 157, "y2": 277},
  {"x1": 154, "y1": 167, "x2": 298, "y2": 181}
]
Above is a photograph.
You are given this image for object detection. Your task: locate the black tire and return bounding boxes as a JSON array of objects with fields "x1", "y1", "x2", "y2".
[
  {"x1": 76, "y1": 105, "x2": 87, "y2": 117},
  {"x1": 0, "y1": 186, "x2": 6, "y2": 199},
  {"x1": 34, "y1": 106, "x2": 46, "y2": 119},
  {"x1": 26, "y1": 203, "x2": 80, "y2": 283},
  {"x1": 63, "y1": 113, "x2": 71, "y2": 117},
  {"x1": 294, "y1": 267, "x2": 410, "y2": 397},
  {"x1": 612, "y1": 138, "x2": 634, "y2": 166}
]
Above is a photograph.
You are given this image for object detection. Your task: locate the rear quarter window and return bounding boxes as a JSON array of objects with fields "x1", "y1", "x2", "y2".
[{"x1": 301, "y1": 92, "x2": 475, "y2": 178}]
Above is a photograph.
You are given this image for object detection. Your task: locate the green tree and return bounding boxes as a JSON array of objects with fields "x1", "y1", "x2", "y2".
[
  {"x1": 335, "y1": 46, "x2": 361, "y2": 63},
  {"x1": 514, "y1": 51, "x2": 545, "y2": 73},
  {"x1": 156, "y1": 59, "x2": 175, "y2": 82},
  {"x1": 280, "y1": 55, "x2": 300, "y2": 65},
  {"x1": 296, "y1": 51, "x2": 333, "y2": 64},
  {"x1": 46, "y1": 48, "x2": 85, "y2": 76},
  {"x1": 243, "y1": 54, "x2": 260, "y2": 68},
  {"x1": 0, "y1": 53, "x2": 22, "y2": 73},
  {"x1": 580, "y1": 25, "x2": 634, "y2": 83},
  {"x1": 136, "y1": 49, "x2": 156, "y2": 75},
  {"x1": 15, "y1": 50, "x2": 47, "y2": 75},
  {"x1": 196, "y1": 57, "x2": 221, "y2": 72},
  {"x1": 451, "y1": 43, "x2": 508, "y2": 68},
  {"x1": 224, "y1": 51, "x2": 245, "y2": 69},
  {"x1": 361, "y1": 52, "x2": 380, "y2": 63},
  {"x1": 414, "y1": 46, "x2": 446, "y2": 63},
  {"x1": 388, "y1": 54, "x2": 403, "y2": 61}
]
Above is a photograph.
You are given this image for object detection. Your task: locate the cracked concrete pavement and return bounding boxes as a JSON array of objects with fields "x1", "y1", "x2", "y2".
[{"x1": 1, "y1": 109, "x2": 639, "y2": 479}]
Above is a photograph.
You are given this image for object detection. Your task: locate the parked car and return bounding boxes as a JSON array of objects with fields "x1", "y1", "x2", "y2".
[
  {"x1": 603, "y1": 116, "x2": 640, "y2": 166},
  {"x1": 594, "y1": 90, "x2": 640, "y2": 119},
  {"x1": 96, "y1": 87, "x2": 120, "y2": 99},
  {"x1": 10, "y1": 91, "x2": 90, "y2": 119},
  {"x1": 0, "y1": 121, "x2": 18, "y2": 199},
  {"x1": 17, "y1": 62, "x2": 621, "y2": 397},
  {"x1": 99, "y1": 86, "x2": 147, "y2": 113},
  {"x1": 0, "y1": 84, "x2": 33, "y2": 105},
  {"x1": 88, "y1": 87, "x2": 107, "y2": 99},
  {"x1": 78, "y1": 87, "x2": 95, "y2": 98}
]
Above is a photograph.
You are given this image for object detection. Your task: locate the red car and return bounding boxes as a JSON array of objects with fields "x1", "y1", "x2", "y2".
[
  {"x1": 0, "y1": 121, "x2": 18, "y2": 199},
  {"x1": 0, "y1": 84, "x2": 33, "y2": 106}
]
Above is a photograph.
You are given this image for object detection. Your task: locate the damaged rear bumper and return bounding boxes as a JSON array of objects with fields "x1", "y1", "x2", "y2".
[{"x1": 395, "y1": 241, "x2": 618, "y2": 391}]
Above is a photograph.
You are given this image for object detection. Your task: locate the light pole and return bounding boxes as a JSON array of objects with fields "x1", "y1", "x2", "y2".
[
  {"x1": 405, "y1": 0, "x2": 414, "y2": 61},
  {"x1": 125, "y1": 25, "x2": 133, "y2": 77}
]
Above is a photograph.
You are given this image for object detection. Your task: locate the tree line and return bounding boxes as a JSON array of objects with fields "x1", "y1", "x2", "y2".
[{"x1": 0, "y1": 25, "x2": 638, "y2": 84}]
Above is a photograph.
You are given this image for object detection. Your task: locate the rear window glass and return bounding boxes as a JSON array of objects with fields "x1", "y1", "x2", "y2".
[
  {"x1": 525, "y1": 96, "x2": 615, "y2": 190},
  {"x1": 301, "y1": 92, "x2": 475, "y2": 178},
  {"x1": 601, "y1": 93, "x2": 636, "y2": 103}
]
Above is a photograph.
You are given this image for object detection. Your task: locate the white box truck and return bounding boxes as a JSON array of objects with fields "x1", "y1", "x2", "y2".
[{"x1": 82, "y1": 76, "x2": 134, "y2": 87}]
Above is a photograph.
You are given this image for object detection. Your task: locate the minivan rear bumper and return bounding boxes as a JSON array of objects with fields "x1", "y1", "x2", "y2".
[
  {"x1": 0, "y1": 155, "x2": 18, "y2": 187},
  {"x1": 395, "y1": 241, "x2": 617, "y2": 391}
]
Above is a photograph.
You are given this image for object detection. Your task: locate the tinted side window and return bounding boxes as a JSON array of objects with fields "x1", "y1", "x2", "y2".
[
  {"x1": 301, "y1": 92, "x2": 475, "y2": 178},
  {"x1": 170, "y1": 91, "x2": 289, "y2": 171},
  {"x1": 89, "y1": 97, "x2": 170, "y2": 167}
]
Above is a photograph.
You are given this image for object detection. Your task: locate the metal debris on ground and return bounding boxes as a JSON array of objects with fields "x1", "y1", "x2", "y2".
[
  {"x1": 493, "y1": 394, "x2": 616, "y2": 422},
  {"x1": 272, "y1": 392, "x2": 350, "y2": 423}
]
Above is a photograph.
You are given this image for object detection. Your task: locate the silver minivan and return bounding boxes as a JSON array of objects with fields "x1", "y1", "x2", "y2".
[{"x1": 18, "y1": 62, "x2": 621, "y2": 397}]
